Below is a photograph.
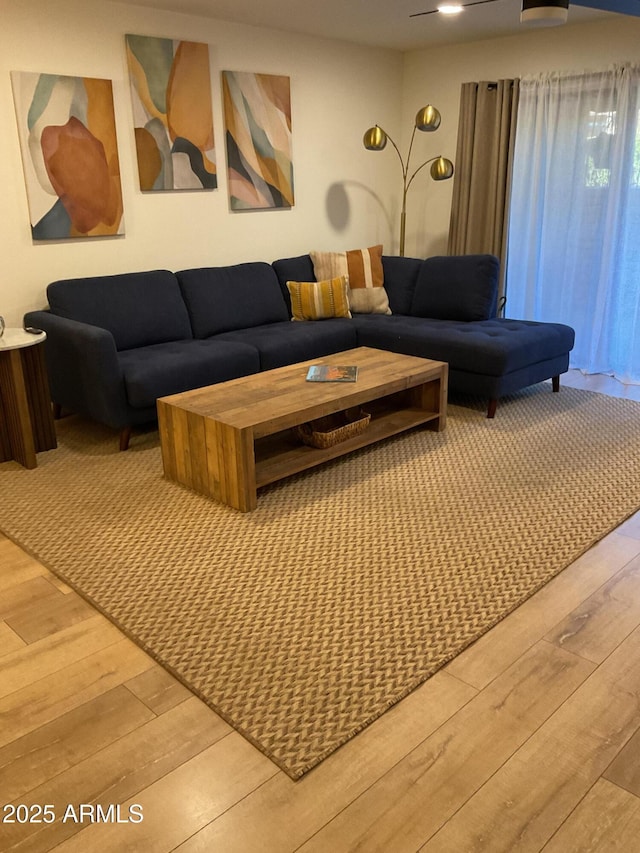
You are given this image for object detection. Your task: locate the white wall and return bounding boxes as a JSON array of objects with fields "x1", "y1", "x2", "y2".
[
  {"x1": 402, "y1": 16, "x2": 640, "y2": 258},
  {"x1": 5, "y1": 5, "x2": 639, "y2": 326},
  {"x1": 0, "y1": 0, "x2": 402, "y2": 325}
]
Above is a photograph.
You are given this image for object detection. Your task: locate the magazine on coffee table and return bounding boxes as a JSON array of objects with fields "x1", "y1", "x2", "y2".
[{"x1": 306, "y1": 364, "x2": 358, "y2": 382}]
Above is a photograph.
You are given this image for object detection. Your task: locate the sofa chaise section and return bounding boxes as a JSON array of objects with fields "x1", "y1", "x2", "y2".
[
  {"x1": 272, "y1": 252, "x2": 575, "y2": 417},
  {"x1": 353, "y1": 314, "x2": 573, "y2": 416}
]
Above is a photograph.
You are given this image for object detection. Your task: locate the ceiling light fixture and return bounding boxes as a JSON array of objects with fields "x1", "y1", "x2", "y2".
[
  {"x1": 521, "y1": 0, "x2": 569, "y2": 23},
  {"x1": 410, "y1": 0, "x2": 571, "y2": 24},
  {"x1": 411, "y1": 0, "x2": 511, "y2": 18}
]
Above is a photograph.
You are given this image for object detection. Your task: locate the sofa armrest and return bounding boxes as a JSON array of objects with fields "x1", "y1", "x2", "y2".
[{"x1": 24, "y1": 310, "x2": 133, "y2": 430}]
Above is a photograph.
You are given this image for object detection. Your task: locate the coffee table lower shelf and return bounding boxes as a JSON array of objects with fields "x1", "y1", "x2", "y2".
[{"x1": 255, "y1": 400, "x2": 439, "y2": 489}]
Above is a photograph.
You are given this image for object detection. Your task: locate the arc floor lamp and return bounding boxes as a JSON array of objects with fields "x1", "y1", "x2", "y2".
[{"x1": 363, "y1": 105, "x2": 454, "y2": 256}]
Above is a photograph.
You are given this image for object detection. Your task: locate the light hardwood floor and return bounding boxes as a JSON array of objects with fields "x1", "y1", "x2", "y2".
[{"x1": 2, "y1": 371, "x2": 640, "y2": 852}]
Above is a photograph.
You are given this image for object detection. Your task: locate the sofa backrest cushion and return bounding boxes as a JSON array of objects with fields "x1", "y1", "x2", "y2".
[
  {"x1": 411, "y1": 254, "x2": 499, "y2": 321},
  {"x1": 46, "y1": 270, "x2": 193, "y2": 351},
  {"x1": 272, "y1": 255, "x2": 316, "y2": 314},
  {"x1": 274, "y1": 253, "x2": 424, "y2": 317},
  {"x1": 177, "y1": 262, "x2": 289, "y2": 337},
  {"x1": 381, "y1": 256, "x2": 423, "y2": 315}
]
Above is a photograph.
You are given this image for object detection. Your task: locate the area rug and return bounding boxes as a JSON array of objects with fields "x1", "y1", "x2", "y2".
[{"x1": 2, "y1": 386, "x2": 640, "y2": 779}]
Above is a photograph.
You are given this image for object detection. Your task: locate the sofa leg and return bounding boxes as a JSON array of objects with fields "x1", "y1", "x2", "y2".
[
  {"x1": 552, "y1": 375, "x2": 560, "y2": 392},
  {"x1": 487, "y1": 399, "x2": 498, "y2": 418},
  {"x1": 119, "y1": 427, "x2": 132, "y2": 452}
]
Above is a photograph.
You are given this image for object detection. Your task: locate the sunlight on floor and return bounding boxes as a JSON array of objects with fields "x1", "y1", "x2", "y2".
[{"x1": 556, "y1": 369, "x2": 640, "y2": 402}]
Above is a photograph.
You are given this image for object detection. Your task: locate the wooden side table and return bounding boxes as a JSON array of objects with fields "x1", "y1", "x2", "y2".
[{"x1": 0, "y1": 329, "x2": 57, "y2": 468}]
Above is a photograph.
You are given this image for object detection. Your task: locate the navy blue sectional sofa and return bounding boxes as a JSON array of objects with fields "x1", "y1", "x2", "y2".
[{"x1": 25, "y1": 253, "x2": 575, "y2": 449}]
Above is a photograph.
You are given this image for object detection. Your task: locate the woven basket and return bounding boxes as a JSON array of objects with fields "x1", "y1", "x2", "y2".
[{"x1": 294, "y1": 407, "x2": 371, "y2": 449}]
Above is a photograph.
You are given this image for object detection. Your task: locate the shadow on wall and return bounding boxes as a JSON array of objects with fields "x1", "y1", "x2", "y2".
[{"x1": 325, "y1": 181, "x2": 396, "y2": 250}]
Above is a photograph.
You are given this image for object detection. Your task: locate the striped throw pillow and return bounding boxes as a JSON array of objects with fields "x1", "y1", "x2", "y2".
[
  {"x1": 310, "y1": 245, "x2": 391, "y2": 315},
  {"x1": 286, "y1": 276, "x2": 352, "y2": 321}
]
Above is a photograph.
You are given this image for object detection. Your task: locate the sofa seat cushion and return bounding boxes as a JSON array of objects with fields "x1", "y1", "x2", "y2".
[
  {"x1": 118, "y1": 339, "x2": 260, "y2": 409},
  {"x1": 214, "y1": 319, "x2": 358, "y2": 370},
  {"x1": 47, "y1": 270, "x2": 193, "y2": 351},
  {"x1": 272, "y1": 255, "x2": 315, "y2": 313},
  {"x1": 177, "y1": 263, "x2": 289, "y2": 338},
  {"x1": 353, "y1": 315, "x2": 575, "y2": 376}
]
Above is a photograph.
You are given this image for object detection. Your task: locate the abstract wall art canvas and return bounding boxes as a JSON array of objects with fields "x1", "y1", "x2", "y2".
[
  {"x1": 222, "y1": 71, "x2": 294, "y2": 210},
  {"x1": 126, "y1": 34, "x2": 216, "y2": 191},
  {"x1": 10, "y1": 71, "x2": 125, "y2": 240}
]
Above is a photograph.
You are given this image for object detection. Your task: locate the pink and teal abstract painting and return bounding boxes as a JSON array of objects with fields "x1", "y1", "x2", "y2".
[
  {"x1": 222, "y1": 71, "x2": 294, "y2": 210},
  {"x1": 10, "y1": 72, "x2": 125, "y2": 240},
  {"x1": 126, "y1": 34, "x2": 216, "y2": 191}
]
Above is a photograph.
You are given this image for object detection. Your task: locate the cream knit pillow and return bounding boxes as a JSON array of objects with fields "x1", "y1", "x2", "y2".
[{"x1": 310, "y1": 245, "x2": 391, "y2": 315}]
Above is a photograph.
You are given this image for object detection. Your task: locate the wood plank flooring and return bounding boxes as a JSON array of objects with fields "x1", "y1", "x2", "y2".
[{"x1": 2, "y1": 371, "x2": 640, "y2": 852}]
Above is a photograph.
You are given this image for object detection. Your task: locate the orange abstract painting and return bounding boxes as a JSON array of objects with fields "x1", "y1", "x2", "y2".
[
  {"x1": 10, "y1": 72, "x2": 124, "y2": 240},
  {"x1": 222, "y1": 70, "x2": 294, "y2": 210},
  {"x1": 126, "y1": 34, "x2": 216, "y2": 191}
]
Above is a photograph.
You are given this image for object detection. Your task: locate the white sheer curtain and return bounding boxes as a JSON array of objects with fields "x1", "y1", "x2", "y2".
[{"x1": 506, "y1": 64, "x2": 640, "y2": 384}]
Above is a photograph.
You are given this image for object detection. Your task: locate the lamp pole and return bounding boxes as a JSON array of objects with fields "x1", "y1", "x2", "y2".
[{"x1": 363, "y1": 106, "x2": 454, "y2": 257}]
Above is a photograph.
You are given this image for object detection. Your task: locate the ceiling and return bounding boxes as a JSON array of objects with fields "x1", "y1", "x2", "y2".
[{"x1": 111, "y1": 0, "x2": 617, "y2": 51}]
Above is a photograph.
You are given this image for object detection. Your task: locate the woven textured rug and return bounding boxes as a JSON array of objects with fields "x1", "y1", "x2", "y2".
[{"x1": 2, "y1": 386, "x2": 640, "y2": 778}]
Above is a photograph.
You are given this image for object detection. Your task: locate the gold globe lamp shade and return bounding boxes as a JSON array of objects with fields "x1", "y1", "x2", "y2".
[
  {"x1": 415, "y1": 105, "x2": 441, "y2": 133},
  {"x1": 362, "y1": 105, "x2": 454, "y2": 256},
  {"x1": 430, "y1": 156, "x2": 454, "y2": 180},
  {"x1": 363, "y1": 125, "x2": 387, "y2": 151}
]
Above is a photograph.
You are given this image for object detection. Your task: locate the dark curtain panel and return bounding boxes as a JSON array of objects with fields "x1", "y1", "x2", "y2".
[{"x1": 447, "y1": 79, "x2": 520, "y2": 306}]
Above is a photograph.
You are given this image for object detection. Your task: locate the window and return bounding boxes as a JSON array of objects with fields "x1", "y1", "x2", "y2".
[{"x1": 506, "y1": 65, "x2": 640, "y2": 384}]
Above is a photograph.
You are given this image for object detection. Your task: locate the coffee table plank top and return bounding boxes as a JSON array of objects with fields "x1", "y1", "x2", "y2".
[{"x1": 159, "y1": 347, "x2": 446, "y2": 437}]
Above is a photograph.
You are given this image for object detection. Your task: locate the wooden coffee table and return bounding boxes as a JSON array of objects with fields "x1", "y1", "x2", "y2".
[{"x1": 157, "y1": 347, "x2": 447, "y2": 511}]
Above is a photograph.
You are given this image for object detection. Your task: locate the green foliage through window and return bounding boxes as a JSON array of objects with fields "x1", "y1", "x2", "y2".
[{"x1": 585, "y1": 108, "x2": 640, "y2": 188}]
